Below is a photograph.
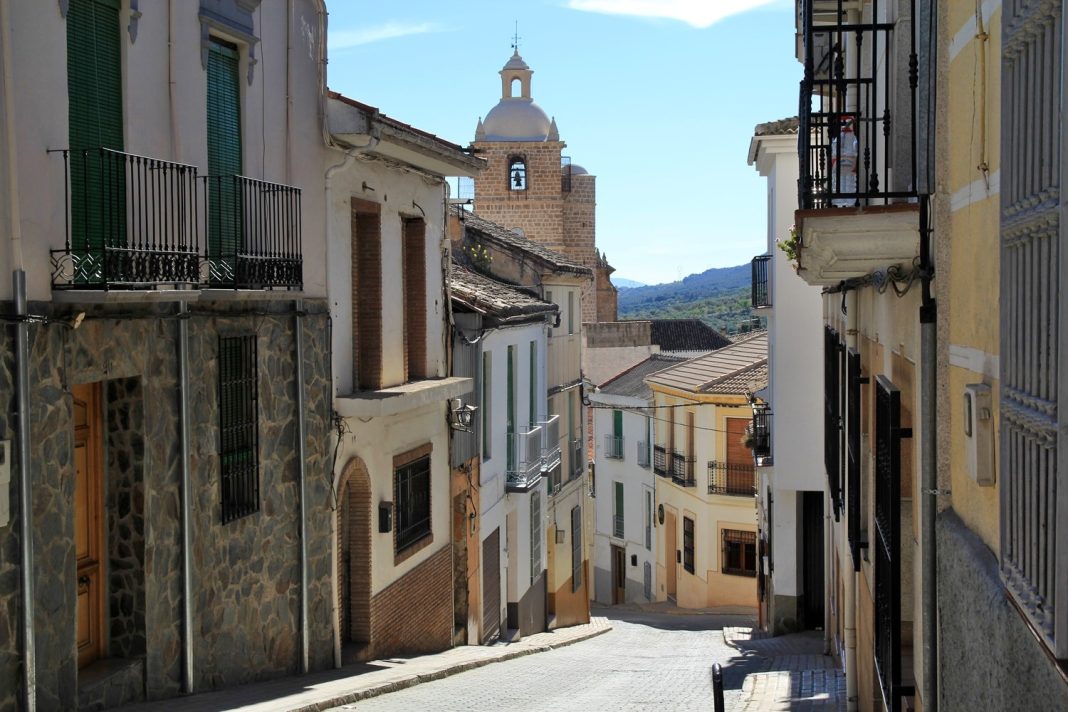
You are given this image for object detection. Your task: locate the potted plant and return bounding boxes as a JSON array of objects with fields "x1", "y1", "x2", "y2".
[{"x1": 777, "y1": 224, "x2": 801, "y2": 272}]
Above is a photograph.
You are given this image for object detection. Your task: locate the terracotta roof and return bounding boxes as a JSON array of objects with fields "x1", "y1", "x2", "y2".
[
  {"x1": 754, "y1": 117, "x2": 800, "y2": 136},
  {"x1": 328, "y1": 90, "x2": 470, "y2": 153},
  {"x1": 597, "y1": 354, "x2": 690, "y2": 401},
  {"x1": 455, "y1": 207, "x2": 592, "y2": 276},
  {"x1": 645, "y1": 332, "x2": 768, "y2": 394},
  {"x1": 450, "y1": 262, "x2": 557, "y2": 322},
  {"x1": 649, "y1": 319, "x2": 731, "y2": 352},
  {"x1": 703, "y1": 361, "x2": 768, "y2": 394}
]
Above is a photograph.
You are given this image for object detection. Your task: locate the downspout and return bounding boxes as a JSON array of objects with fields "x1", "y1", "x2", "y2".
[
  {"x1": 295, "y1": 299, "x2": 309, "y2": 674},
  {"x1": 2, "y1": 0, "x2": 34, "y2": 707},
  {"x1": 919, "y1": 196, "x2": 937, "y2": 711},
  {"x1": 844, "y1": 289, "x2": 859, "y2": 711},
  {"x1": 177, "y1": 301, "x2": 194, "y2": 693}
]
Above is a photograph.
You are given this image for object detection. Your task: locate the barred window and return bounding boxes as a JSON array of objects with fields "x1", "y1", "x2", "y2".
[
  {"x1": 395, "y1": 455, "x2": 431, "y2": 553},
  {"x1": 723, "y1": 529, "x2": 756, "y2": 577},
  {"x1": 219, "y1": 335, "x2": 259, "y2": 523},
  {"x1": 530, "y1": 491, "x2": 541, "y2": 584},
  {"x1": 683, "y1": 517, "x2": 695, "y2": 574}
]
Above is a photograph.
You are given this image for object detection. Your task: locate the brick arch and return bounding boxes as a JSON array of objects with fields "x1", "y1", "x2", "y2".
[{"x1": 337, "y1": 457, "x2": 372, "y2": 649}]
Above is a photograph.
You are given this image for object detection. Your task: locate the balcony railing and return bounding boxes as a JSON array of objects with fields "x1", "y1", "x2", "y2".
[
  {"x1": 671, "y1": 451, "x2": 696, "y2": 487},
  {"x1": 507, "y1": 426, "x2": 544, "y2": 492},
  {"x1": 653, "y1": 444, "x2": 670, "y2": 477},
  {"x1": 798, "y1": 0, "x2": 918, "y2": 210},
  {"x1": 604, "y1": 435, "x2": 624, "y2": 460},
  {"x1": 708, "y1": 461, "x2": 757, "y2": 497},
  {"x1": 570, "y1": 437, "x2": 584, "y2": 478},
  {"x1": 51, "y1": 148, "x2": 201, "y2": 289},
  {"x1": 751, "y1": 254, "x2": 771, "y2": 308},
  {"x1": 204, "y1": 174, "x2": 302, "y2": 289},
  {"x1": 637, "y1": 441, "x2": 651, "y2": 468},
  {"x1": 539, "y1": 415, "x2": 562, "y2": 472},
  {"x1": 752, "y1": 406, "x2": 773, "y2": 465}
]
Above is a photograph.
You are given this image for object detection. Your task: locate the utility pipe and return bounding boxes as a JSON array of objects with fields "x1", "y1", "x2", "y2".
[
  {"x1": 844, "y1": 289, "x2": 859, "y2": 711},
  {"x1": 178, "y1": 301, "x2": 194, "y2": 693},
  {"x1": 14, "y1": 270, "x2": 35, "y2": 712},
  {"x1": 919, "y1": 198, "x2": 937, "y2": 711},
  {"x1": 295, "y1": 299, "x2": 310, "y2": 674}
]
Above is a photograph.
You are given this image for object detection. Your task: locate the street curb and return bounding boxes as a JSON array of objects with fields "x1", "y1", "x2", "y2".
[{"x1": 286, "y1": 624, "x2": 612, "y2": 712}]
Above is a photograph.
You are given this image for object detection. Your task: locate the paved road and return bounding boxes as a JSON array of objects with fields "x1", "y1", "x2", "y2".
[{"x1": 336, "y1": 606, "x2": 767, "y2": 711}]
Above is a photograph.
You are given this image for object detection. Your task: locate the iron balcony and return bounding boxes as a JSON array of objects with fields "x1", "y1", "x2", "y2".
[
  {"x1": 707, "y1": 461, "x2": 757, "y2": 497},
  {"x1": 506, "y1": 426, "x2": 544, "y2": 493}
]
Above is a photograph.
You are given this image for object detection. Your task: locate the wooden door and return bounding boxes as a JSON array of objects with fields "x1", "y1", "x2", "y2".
[
  {"x1": 73, "y1": 382, "x2": 106, "y2": 668},
  {"x1": 665, "y1": 511, "x2": 677, "y2": 598},
  {"x1": 612, "y1": 545, "x2": 626, "y2": 604},
  {"x1": 481, "y1": 528, "x2": 501, "y2": 644}
]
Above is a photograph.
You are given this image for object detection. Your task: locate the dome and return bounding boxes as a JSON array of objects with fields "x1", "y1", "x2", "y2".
[
  {"x1": 502, "y1": 50, "x2": 529, "y2": 71},
  {"x1": 480, "y1": 98, "x2": 552, "y2": 142},
  {"x1": 563, "y1": 163, "x2": 589, "y2": 176}
]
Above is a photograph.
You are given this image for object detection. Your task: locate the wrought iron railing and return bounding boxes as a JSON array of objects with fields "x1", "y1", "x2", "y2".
[
  {"x1": 671, "y1": 451, "x2": 695, "y2": 487},
  {"x1": 653, "y1": 444, "x2": 670, "y2": 477},
  {"x1": 751, "y1": 406, "x2": 772, "y2": 463},
  {"x1": 637, "y1": 440, "x2": 651, "y2": 468},
  {"x1": 50, "y1": 148, "x2": 201, "y2": 289},
  {"x1": 751, "y1": 254, "x2": 771, "y2": 308},
  {"x1": 507, "y1": 426, "x2": 544, "y2": 491},
  {"x1": 204, "y1": 174, "x2": 302, "y2": 289},
  {"x1": 798, "y1": 0, "x2": 918, "y2": 210},
  {"x1": 539, "y1": 415, "x2": 562, "y2": 472},
  {"x1": 707, "y1": 461, "x2": 756, "y2": 497},
  {"x1": 604, "y1": 435, "x2": 624, "y2": 460}
]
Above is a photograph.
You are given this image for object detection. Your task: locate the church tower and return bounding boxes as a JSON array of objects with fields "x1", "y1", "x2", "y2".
[{"x1": 472, "y1": 49, "x2": 615, "y2": 323}]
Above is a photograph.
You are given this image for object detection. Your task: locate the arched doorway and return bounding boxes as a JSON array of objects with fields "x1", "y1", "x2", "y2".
[{"x1": 338, "y1": 457, "x2": 372, "y2": 659}]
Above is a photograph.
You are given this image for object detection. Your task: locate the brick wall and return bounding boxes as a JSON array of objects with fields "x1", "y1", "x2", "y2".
[
  {"x1": 369, "y1": 544, "x2": 454, "y2": 658},
  {"x1": 343, "y1": 458, "x2": 373, "y2": 646},
  {"x1": 403, "y1": 218, "x2": 428, "y2": 381},
  {"x1": 473, "y1": 140, "x2": 566, "y2": 251},
  {"x1": 353, "y1": 199, "x2": 383, "y2": 390}
]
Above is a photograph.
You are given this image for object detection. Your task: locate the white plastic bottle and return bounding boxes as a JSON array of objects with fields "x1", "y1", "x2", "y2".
[{"x1": 831, "y1": 117, "x2": 858, "y2": 207}]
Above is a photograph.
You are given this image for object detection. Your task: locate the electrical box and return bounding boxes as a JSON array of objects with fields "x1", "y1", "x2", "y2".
[
  {"x1": 378, "y1": 501, "x2": 393, "y2": 533},
  {"x1": 0, "y1": 441, "x2": 10, "y2": 527},
  {"x1": 964, "y1": 384, "x2": 995, "y2": 486}
]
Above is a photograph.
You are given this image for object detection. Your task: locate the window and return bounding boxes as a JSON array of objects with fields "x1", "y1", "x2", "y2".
[
  {"x1": 509, "y1": 156, "x2": 527, "y2": 190},
  {"x1": 613, "y1": 482, "x2": 624, "y2": 539},
  {"x1": 567, "y1": 291, "x2": 575, "y2": 334},
  {"x1": 352, "y1": 200, "x2": 383, "y2": 390},
  {"x1": 545, "y1": 290, "x2": 554, "y2": 336},
  {"x1": 529, "y1": 341, "x2": 537, "y2": 427},
  {"x1": 645, "y1": 490, "x2": 652, "y2": 550},
  {"x1": 722, "y1": 529, "x2": 756, "y2": 577},
  {"x1": 219, "y1": 335, "x2": 259, "y2": 523},
  {"x1": 530, "y1": 492, "x2": 541, "y2": 584},
  {"x1": 607, "y1": 410, "x2": 623, "y2": 459},
  {"x1": 395, "y1": 452, "x2": 431, "y2": 553},
  {"x1": 683, "y1": 517, "x2": 695, "y2": 574},
  {"x1": 481, "y1": 352, "x2": 492, "y2": 460},
  {"x1": 507, "y1": 345, "x2": 516, "y2": 473},
  {"x1": 403, "y1": 218, "x2": 427, "y2": 381},
  {"x1": 571, "y1": 505, "x2": 583, "y2": 592},
  {"x1": 207, "y1": 37, "x2": 243, "y2": 275}
]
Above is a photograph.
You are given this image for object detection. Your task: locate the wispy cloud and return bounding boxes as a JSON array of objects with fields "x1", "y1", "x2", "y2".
[
  {"x1": 566, "y1": 0, "x2": 784, "y2": 28},
  {"x1": 329, "y1": 21, "x2": 446, "y2": 49}
]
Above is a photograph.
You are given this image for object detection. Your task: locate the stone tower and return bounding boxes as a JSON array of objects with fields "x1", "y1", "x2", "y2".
[{"x1": 472, "y1": 50, "x2": 616, "y2": 323}]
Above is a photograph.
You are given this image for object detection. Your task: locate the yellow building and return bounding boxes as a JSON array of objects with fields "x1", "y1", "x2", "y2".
[{"x1": 644, "y1": 334, "x2": 766, "y2": 610}]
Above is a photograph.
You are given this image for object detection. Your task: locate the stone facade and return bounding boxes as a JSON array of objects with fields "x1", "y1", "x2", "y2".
[{"x1": 0, "y1": 297, "x2": 334, "y2": 709}]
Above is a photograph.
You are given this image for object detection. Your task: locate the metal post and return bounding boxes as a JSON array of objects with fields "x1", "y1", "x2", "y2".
[
  {"x1": 14, "y1": 269, "x2": 36, "y2": 712},
  {"x1": 919, "y1": 197, "x2": 937, "y2": 711},
  {"x1": 295, "y1": 299, "x2": 310, "y2": 674},
  {"x1": 712, "y1": 662, "x2": 725, "y2": 712},
  {"x1": 178, "y1": 301, "x2": 194, "y2": 693}
]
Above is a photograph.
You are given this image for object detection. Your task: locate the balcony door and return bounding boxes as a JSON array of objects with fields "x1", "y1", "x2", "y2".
[
  {"x1": 73, "y1": 383, "x2": 106, "y2": 668},
  {"x1": 207, "y1": 37, "x2": 243, "y2": 281},
  {"x1": 726, "y1": 417, "x2": 753, "y2": 492},
  {"x1": 67, "y1": 0, "x2": 125, "y2": 274}
]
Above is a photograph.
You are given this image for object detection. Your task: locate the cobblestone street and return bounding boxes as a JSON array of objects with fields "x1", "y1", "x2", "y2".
[{"x1": 335, "y1": 605, "x2": 766, "y2": 712}]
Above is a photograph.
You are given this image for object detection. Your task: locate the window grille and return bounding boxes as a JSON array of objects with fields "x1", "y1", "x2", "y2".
[
  {"x1": 530, "y1": 492, "x2": 541, "y2": 584},
  {"x1": 847, "y1": 347, "x2": 867, "y2": 570},
  {"x1": 683, "y1": 517, "x2": 695, "y2": 574},
  {"x1": 645, "y1": 490, "x2": 652, "y2": 550},
  {"x1": 723, "y1": 529, "x2": 757, "y2": 577},
  {"x1": 571, "y1": 505, "x2": 583, "y2": 592},
  {"x1": 643, "y1": 561, "x2": 652, "y2": 600},
  {"x1": 219, "y1": 335, "x2": 259, "y2": 523},
  {"x1": 395, "y1": 455, "x2": 431, "y2": 553},
  {"x1": 874, "y1": 376, "x2": 912, "y2": 711},
  {"x1": 824, "y1": 326, "x2": 843, "y2": 517}
]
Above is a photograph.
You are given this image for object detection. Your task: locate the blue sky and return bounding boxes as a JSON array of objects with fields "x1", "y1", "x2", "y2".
[{"x1": 325, "y1": 0, "x2": 799, "y2": 285}]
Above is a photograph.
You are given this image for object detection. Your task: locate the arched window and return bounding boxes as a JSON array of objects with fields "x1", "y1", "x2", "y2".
[{"x1": 509, "y1": 157, "x2": 527, "y2": 191}]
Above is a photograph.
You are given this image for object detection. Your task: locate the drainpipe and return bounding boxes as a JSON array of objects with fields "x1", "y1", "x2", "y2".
[
  {"x1": 295, "y1": 299, "x2": 310, "y2": 674},
  {"x1": 844, "y1": 289, "x2": 859, "y2": 711},
  {"x1": 3, "y1": 0, "x2": 34, "y2": 705},
  {"x1": 919, "y1": 197, "x2": 937, "y2": 711},
  {"x1": 177, "y1": 301, "x2": 194, "y2": 693}
]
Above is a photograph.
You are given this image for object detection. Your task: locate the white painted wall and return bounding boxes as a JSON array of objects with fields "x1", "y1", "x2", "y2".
[{"x1": 0, "y1": 0, "x2": 327, "y2": 301}]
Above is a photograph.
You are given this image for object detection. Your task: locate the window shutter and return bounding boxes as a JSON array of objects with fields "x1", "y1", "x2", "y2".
[
  {"x1": 571, "y1": 505, "x2": 582, "y2": 592},
  {"x1": 613, "y1": 410, "x2": 623, "y2": 439},
  {"x1": 207, "y1": 38, "x2": 243, "y2": 260}
]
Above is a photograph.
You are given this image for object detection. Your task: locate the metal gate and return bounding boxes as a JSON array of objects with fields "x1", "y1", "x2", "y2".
[{"x1": 481, "y1": 528, "x2": 501, "y2": 644}]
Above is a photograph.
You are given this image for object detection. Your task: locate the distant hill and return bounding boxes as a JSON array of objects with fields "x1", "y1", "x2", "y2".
[
  {"x1": 612, "y1": 277, "x2": 646, "y2": 290},
  {"x1": 617, "y1": 264, "x2": 760, "y2": 335}
]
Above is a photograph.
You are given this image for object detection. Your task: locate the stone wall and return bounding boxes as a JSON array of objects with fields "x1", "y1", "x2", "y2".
[
  {"x1": 0, "y1": 297, "x2": 335, "y2": 709},
  {"x1": 473, "y1": 140, "x2": 566, "y2": 251}
]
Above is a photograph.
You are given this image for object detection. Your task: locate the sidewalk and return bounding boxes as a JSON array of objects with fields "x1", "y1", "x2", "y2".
[
  {"x1": 118, "y1": 618, "x2": 611, "y2": 712},
  {"x1": 724, "y1": 627, "x2": 846, "y2": 711}
]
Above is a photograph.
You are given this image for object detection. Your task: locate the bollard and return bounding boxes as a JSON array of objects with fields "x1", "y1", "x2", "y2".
[{"x1": 712, "y1": 662, "x2": 725, "y2": 712}]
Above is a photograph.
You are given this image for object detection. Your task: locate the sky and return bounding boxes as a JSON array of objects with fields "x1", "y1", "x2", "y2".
[{"x1": 325, "y1": 0, "x2": 800, "y2": 286}]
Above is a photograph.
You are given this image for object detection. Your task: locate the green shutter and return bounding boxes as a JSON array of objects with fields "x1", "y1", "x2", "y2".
[
  {"x1": 613, "y1": 410, "x2": 623, "y2": 439},
  {"x1": 207, "y1": 38, "x2": 243, "y2": 266},
  {"x1": 614, "y1": 482, "x2": 624, "y2": 522},
  {"x1": 67, "y1": 0, "x2": 124, "y2": 259}
]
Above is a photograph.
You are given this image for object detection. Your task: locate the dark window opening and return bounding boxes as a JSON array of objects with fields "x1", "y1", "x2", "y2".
[
  {"x1": 723, "y1": 529, "x2": 756, "y2": 577},
  {"x1": 219, "y1": 335, "x2": 259, "y2": 523},
  {"x1": 683, "y1": 517, "x2": 695, "y2": 574},
  {"x1": 395, "y1": 454, "x2": 431, "y2": 553}
]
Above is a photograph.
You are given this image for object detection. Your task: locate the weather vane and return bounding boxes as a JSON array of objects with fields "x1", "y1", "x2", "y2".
[{"x1": 511, "y1": 21, "x2": 521, "y2": 52}]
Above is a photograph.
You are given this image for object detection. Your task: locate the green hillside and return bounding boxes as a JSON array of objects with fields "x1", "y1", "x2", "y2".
[{"x1": 617, "y1": 264, "x2": 762, "y2": 335}]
